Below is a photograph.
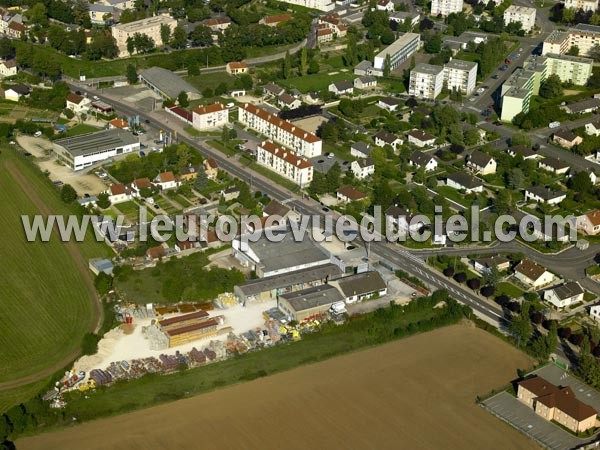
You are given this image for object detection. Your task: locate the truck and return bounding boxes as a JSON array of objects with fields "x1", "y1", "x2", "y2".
[{"x1": 330, "y1": 301, "x2": 347, "y2": 315}]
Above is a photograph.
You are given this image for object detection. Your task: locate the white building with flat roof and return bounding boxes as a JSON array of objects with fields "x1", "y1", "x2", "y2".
[
  {"x1": 546, "y1": 53, "x2": 593, "y2": 86},
  {"x1": 52, "y1": 129, "x2": 140, "y2": 171},
  {"x1": 409, "y1": 64, "x2": 444, "y2": 100},
  {"x1": 568, "y1": 24, "x2": 600, "y2": 57},
  {"x1": 430, "y1": 0, "x2": 463, "y2": 17},
  {"x1": 503, "y1": 5, "x2": 536, "y2": 33},
  {"x1": 373, "y1": 33, "x2": 420, "y2": 72},
  {"x1": 443, "y1": 59, "x2": 477, "y2": 95},
  {"x1": 238, "y1": 103, "x2": 322, "y2": 158},
  {"x1": 542, "y1": 30, "x2": 571, "y2": 56},
  {"x1": 111, "y1": 14, "x2": 177, "y2": 57},
  {"x1": 564, "y1": 0, "x2": 598, "y2": 12},
  {"x1": 277, "y1": 0, "x2": 334, "y2": 11},
  {"x1": 256, "y1": 141, "x2": 314, "y2": 188}
]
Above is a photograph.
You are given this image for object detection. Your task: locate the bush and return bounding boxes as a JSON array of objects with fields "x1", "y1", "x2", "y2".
[
  {"x1": 531, "y1": 311, "x2": 543, "y2": 325},
  {"x1": 60, "y1": 184, "x2": 77, "y2": 203},
  {"x1": 495, "y1": 295, "x2": 510, "y2": 307},
  {"x1": 81, "y1": 333, "x2": 100, "y2": 355},
  {"x1": 593, "y1": 346, "x2": 600, "y2": 358},
  {"x1": 558, "y1": 327, "x2": 572, "y2": 339},
  {"x1": 542, "y1": 319, "x2": 557, "y2": 331},
  {"x1": 507, "y1": 301, "x2": 520, "y2": 313},
  {"x1": 569, "y1": 333, "x2": 584, "y2": 346}
]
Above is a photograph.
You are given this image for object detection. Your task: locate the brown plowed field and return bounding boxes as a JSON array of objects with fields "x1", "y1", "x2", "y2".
[{"x1": 19, "y1": 325, "x2": 538, "y2": 450}]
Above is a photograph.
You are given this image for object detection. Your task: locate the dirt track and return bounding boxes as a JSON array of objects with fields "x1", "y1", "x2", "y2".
[
  {"x1": 0, "y1": 160, "x2": 102, "y2": 391},
  {"x1": 19, "y1": 325, "x2": 538, "y2": 450}
]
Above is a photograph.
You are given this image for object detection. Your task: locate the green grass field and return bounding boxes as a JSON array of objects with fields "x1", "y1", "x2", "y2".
[
  {"x1": 56, "y1": 124, "x2": 102, "y2": 139},
  {"x1": 0, "y1": 147, "x2": 110, "y2": 410},
  {"x1": 495, "y1": 282, "x2": 524, "y2": 299},
  {"x1": 280, "y1": 71, "x2": 355, "y2": 93}
]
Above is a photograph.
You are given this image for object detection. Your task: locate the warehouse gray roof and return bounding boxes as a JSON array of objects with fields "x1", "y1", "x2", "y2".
[
  {"x1": 280, "y1": 284, "x2": 344, "y2": 312},
  {"x1": 236, "y1": 264, "x2": 342, "y2": 297},
  {"x1": 54, "y1": 129, "x2": 138, "y2": 157},
  {"x1": 337, "y1": 271, "x2": 387, "y2": 297},
  {"x1": 245, "y1": 230, "x2": 330, "y2": 274},
  {"x1": 138, "y1": 66, "x2": 199, "y2": 99}
]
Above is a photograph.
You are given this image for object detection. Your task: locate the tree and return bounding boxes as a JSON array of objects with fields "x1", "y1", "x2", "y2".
[
  {"x1": 126, "y1": 36, "x2": 135, "y2": 56},
  {"x1": 60, "y1": 184, "x2": 77, "y2": 203},
  {"x1": 94, "y1": 272, "x2": 113, "y2": 295},
  {"x1": 453, "y1": 272, "x2": 467, "y2": 283},
  {"x1": 177, "y1": 91, "x2": 189, "y2": 107},
  {"x1": 190, "y1": 25, "x2": 212, "y2": 47},
  {"x1": 194, "y1": 168, "x2": 208, "y2": 191},
  {"x1": 97, "y1": 192, "x2": 110, "y2": 209},
  {"x1": 26, "y1": 3, "x2": 48, "y2": 26},
  {"x1": 126, "y1": 64, "x2": 138, "y2": 85},
  {"x1": 239, "y1": 73, "x2": 253, "y2": 90},
  {"x1": 381, "y1": 28, "x2": 395, "y2": 45},
  {"x1": 383, "y1": 54, "x2": 391, "y2": 77},
  {"x1": 568, "y1": 171, "x2": 593, "y2": 194},
  {"x1": 443, "y1": 267, "x2": 455, "y2": 277},
  {"x1": 283, "y1": 50, "x2": 292, "y2": 79},
  {"x1": 509, "y1": 314, "x2": 533, "y2": 348},
  {"x1": 567, "y1": 45, "x2": 580, "y2": 56},
  {"x1": 480, "y1": 285, "x2": 494, "y2": 297},
  {"x1": 170, "y1": 26, "x2": 187, "y2": 49},
  {"x1": 424, "y1": 33, "x2": 442, "y2": 53},
  {"x1": 539, "y1": 74, "x2": 563, "y2": 99},
  {"x1": 467, "y1": 278, "x2": 481, "y2": 290},
  {"x1": 326, "y1": 162, "x2": 341, "y2": 192},
  {"x1": 300, "y1": 47, "x2": 308, "y2": 75},
  {"x1": 308, "y1": 58, "x2": 319, "y2": 74},
  {"x1": 160, "y1": 23, "x2": 172, "y2": 46}
]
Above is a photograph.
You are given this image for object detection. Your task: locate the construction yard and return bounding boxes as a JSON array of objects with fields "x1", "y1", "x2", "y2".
[
  {"x1": 19, "y1": 325, "x2": 538, "y2": 450},
  {"x1": 74, "y1": 299, "x2": 277, "y2": 375}
]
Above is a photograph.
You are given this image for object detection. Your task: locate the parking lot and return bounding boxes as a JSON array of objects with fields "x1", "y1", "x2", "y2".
[
  {"x1": 482, "y1": 392, "x2": 585, "y2": 450},
  {"x1": 16, "y1": 135, "x2": 108, "y2": 195}
]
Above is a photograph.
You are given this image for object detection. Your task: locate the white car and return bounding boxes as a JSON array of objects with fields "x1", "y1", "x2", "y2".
[
  {"x1": 476, "y1": 87, "x2": 485, "y2": 94},
  {"x1": 93, "y1": 95, "x2": 99, "y2": 101},
  {"x1": 226, "y1": 102, "x2": 234, "y2": 108},
  {"x1": 326, "y1": 152, "x2": 334, "y2": 159}
]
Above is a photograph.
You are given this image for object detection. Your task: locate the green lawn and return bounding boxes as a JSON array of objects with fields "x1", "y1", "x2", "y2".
[
  {"x1": 495, "y1": 282, "x2": 524, "y2": 299},
  {"x1": 185, "y1": 72, "x2": 238, "y2": 93},
  {"x1": 113, "y1": 200, "x2": 142, "y2": 223},
  {"x1": 54, "y1": 123, "x2": 102, "y2": 139},
  {"x1": 0, "y1": 147, "x2": 110, "y2": 410},
  {"x1": 280, "y1": 71, "x2": 355, "y2": 93}
]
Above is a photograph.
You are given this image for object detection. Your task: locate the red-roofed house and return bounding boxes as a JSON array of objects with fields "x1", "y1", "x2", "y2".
[
  {"x1": 257, "y1": 141, "x2": 313, "y2": 188},
  {"x1": 6, "y1": 21, "x2": 25, "y2": 39},
  {"x1": 105, "y1": 183, "x2": 132, "y2": 204},
  {"x1": 238, "y1": 103, "x2": 322, "y2": 158},
  {"x1": 259, "y1": 14, "x2": 292, "y2": 26},
  {"x1": 204, "y1": 157, "x2": 219, "y2": 179},
  {"x1": 131, "y1": 178, "x2": 153, "y2": 197},
  {"x1": 192, "y1": 103, "x2": 229, "y2": 130},
  {"x1": 154, "y1": 171, "x2": 178, "y2": 190},
  {"x1": 66, "y1": 93, "x2": 91, "y2": 114},
  {"x1": 577, "y1": 209, "x2": 600, "y2": 235},
  {"x1": 226, "y1": 61, "x2": 248, "y2": 75},
  {"x1": 108, "y1": 118, "x2": 129, "y2": 130}
]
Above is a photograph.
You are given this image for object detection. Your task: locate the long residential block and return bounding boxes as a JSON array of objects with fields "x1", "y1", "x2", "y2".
[
  {"x1": 256, "y1": 141, "x2": 313, "y2": 188},
  {"x1": 238, "y1": 103, "x2": 322, "y2": 158},
  {"x1": 373, "y1": 32, "x2": 420, "y2": 72},
  {"x1": 111, "y1": 14, "x2": 177, "y2": 57}
]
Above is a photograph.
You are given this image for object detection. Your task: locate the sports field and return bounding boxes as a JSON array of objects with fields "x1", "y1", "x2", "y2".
[
  {"x1": 19, "y1": 325, "x2": 538, "y2": 450},
  {"x1": 0, "y1": 148, "x2": 109, "y2": 406}
]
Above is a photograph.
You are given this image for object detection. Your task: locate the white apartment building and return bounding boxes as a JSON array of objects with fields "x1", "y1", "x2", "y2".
[
  {"x1": 111, "y1": 14, "x2": 177, "y2": 57},
  {"x1": 443, "y1": 59, "x2": 477, "y2": 95},
  {"x1": 276, "y1": 0, "x2": 334, "y2": 11},
  {"x1": 542, "y1": 30, "x2": 571, "y2": 55},
  {"x1": 503, "y1": 5, "x2": 536, "y2": 33},
  {"x1": 256, "y1": 141, "x2": 313, "y2": 188},
  {"x1": 238, "y1": 103, "x2": 322, "y2": 158},
  {"x1": 430, "y1": 0, "x2": 463, "y2": 17},
  {"x1": 546, "y1": 53, "x2": 593, "y2": 85},
  {"x1": 373, "y1": 33, "x2": 420, "y2": 72},
  {"x1": 568, "y1": 24, "x2": 600, "y2": 57},
  {"x1": 564, "y1": 0, "x2": 598, "y2": 12},
  {"x1": 192, "y1": 103, "x2": 229, "y2": 130},
  {"x1": 409, "y1": 64, "x2": 444, "y2": 100}
]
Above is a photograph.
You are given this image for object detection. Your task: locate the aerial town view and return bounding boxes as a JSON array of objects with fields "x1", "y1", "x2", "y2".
[{"x1": 7, "y1": 0, "x2": 600, "y2": 449}]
